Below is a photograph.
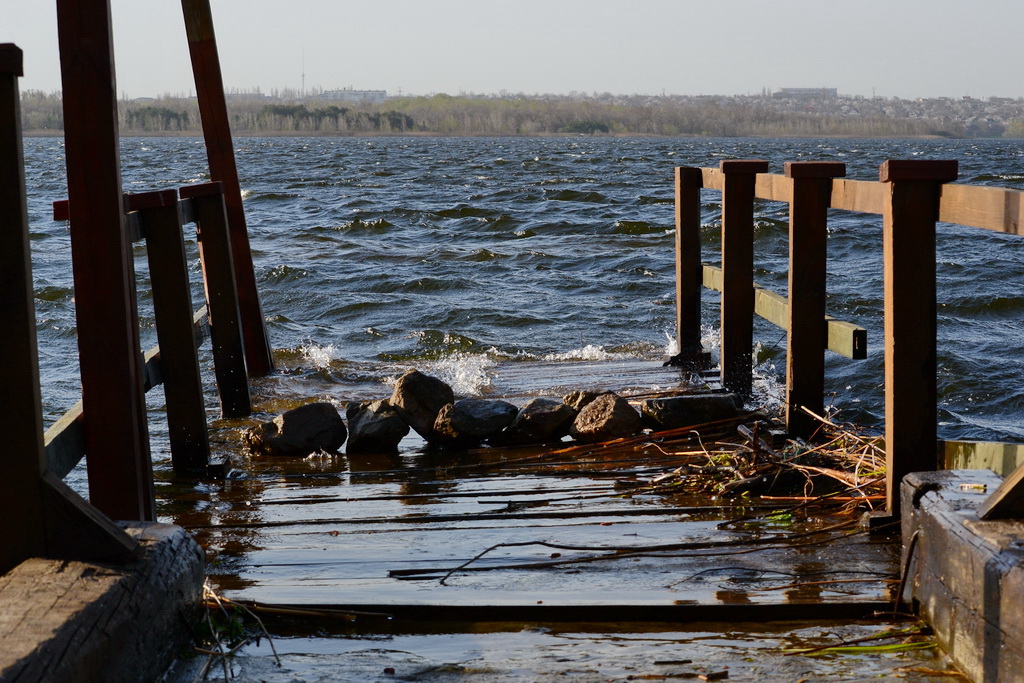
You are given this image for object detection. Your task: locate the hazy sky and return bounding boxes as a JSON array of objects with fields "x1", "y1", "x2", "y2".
[{"x1": 6, "y1": 1, "x2": 1023, "y2": 100}]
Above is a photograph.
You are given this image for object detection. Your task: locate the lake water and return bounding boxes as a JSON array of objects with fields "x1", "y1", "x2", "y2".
[{"x1": 23, "y1": 135, "x2": 1024, "y2": 455}]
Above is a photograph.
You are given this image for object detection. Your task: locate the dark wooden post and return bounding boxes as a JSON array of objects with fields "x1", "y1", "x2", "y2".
[
  {"x1": 784, "y1": 161, "x2": 846, "y2": 437},
  {"x1": 1, "y1": 44, "x2": 136, "y2": 569},
  {"x1": 881, "y1": 159, "x2": 958, "y2": 516},
  {"x1": 181, "y1": 0, "x2": 274, "y2": 377},
  {"x1": 129, "y1": 191, "x2": 212, "y2": 473},
  {"x1": 181, "y1": 182, "x2": 252, "y2": 418},
  {"x1": 674, "y1": 167, "x2": 705, "y2": 360},
  {"x1": 0, "y1": 44, "x2": 48, "y2": 570},
  {"x1": 56, "y1": 0, "x2": 155, "y2": 522},
  {"x1": 719, "y1": 160, "x2": 769, "y2": 395}
]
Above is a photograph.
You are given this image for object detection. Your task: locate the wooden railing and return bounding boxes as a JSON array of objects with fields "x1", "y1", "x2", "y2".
[
  {"x1": 676, "y1": 158, "x2": 1024, "y2": 517},
  {"x1": 2, "y1": 0, "x2": 272, "y2": 574}
]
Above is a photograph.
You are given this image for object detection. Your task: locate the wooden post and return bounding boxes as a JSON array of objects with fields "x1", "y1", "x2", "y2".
[
  {"x1": 56, "y1": 0, "x2": 155, "y2": 522},
  {"x1": 719, "y1": 160, "x2": 769, "y2": 395},
  {"x1": 784, "y1": 161, "x2": 846, "y2": 437},
  {"x1": 129, "y1": 191, "x2": 212, "y2": 473},
  {"x1": 0, "y1": 44, "x2": 136, "y2": 570},
  {"x1": 881, "y1": 159, "x2": 958, "y2": 516},
  {"x1": 674, "y1": 167, "x2": 705, "y2": 360},
  {"x1": 181, "y1": 182, "x2": 252, "y2": 418},
  {"x1": 181, "y1": 0, "x2": 274, "y2": 377},
  {"x1": 0, "y1": 44, "x2": 48, "y2": 571}
]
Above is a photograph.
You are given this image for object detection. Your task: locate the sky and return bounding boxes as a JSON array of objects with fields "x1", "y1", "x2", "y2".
[{"x1": 5, "y1": 0, "x2": 1024, "y2": 101}]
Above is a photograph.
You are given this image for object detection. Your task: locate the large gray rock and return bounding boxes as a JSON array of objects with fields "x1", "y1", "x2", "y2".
[
  {"x1": 243, "y1": 402, "x2": 347, "y2": 457},
  {"x1": 641, "y1": 393, "x2": 743, "y2": 431},
  {"x1": 570, "y1": 392, "x2": 642, "y2": 443},
  {"x1": 499, "y1": 398, "x2": 577, "y2": 446},
  {"x1": 433, "y1": 398, "x2": 519, "y2": 446},
  {"x1": 389, "y1": 369, "x2": 455, "y2": 439},
  {"x1": 346, "y1": 399, "x2": 410, "y2": 453}
]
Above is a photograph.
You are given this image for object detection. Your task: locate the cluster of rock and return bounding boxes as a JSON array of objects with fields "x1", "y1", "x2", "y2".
[{"x1": 243, "y1": 369, "x2": 744, "y2": 458}]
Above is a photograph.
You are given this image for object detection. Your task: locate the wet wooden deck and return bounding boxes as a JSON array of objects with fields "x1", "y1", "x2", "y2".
[{"x1": 162, "y1": 358, "x2": 899, "y2": 623}]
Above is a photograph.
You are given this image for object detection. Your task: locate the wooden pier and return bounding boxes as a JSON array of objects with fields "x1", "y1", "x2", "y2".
[{"x1": 4, "y1": 2, "x2": 1024, "y2": 681}]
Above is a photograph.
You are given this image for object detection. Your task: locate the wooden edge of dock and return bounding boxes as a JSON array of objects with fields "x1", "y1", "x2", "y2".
[
  {"x1": 0, "y1": 523, "x2": 204, "y2": 681},
  {"x1": 901, "y1": 469, "x2": 1024, "y2": 683}
]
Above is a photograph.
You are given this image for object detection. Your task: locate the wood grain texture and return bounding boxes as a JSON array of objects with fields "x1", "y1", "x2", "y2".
[{"x1": 0, "y1": 523, "x2": 203, "y2": 682}]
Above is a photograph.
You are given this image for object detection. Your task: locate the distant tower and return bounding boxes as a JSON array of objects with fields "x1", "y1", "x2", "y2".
[{"x1": 301, "y1": 48, "x2": 306, "y2": 99}]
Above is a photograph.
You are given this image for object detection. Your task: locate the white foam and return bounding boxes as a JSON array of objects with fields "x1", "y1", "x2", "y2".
[{"x1": 300, "y1": 343, "x2": 338, "y2": 370}]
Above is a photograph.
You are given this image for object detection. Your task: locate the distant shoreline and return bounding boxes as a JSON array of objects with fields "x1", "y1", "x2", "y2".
[{"x1": 22, "y1": 130, "x2": 966, "y2": 140}]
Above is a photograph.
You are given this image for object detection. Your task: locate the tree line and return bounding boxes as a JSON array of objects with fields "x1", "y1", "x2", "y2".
[{"x1": 18, "y1": 89, "x2": 1021, "y2": 138}]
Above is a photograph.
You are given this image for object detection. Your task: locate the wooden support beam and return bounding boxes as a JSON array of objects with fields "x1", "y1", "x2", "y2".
[
  {"x1": 701, "y1": 266, "x2": 866, "y2": 360},
  {"x1": 128, "y1": 191, "x2": 212, "y2": 473},
  {"x1": 784, "y1": 161, "x2": 846, "y2": 438},
  {"x1": 719, "y1": 160, "x2": 769, "y2": 395},
  {"x1": 181, "y1": 182, "x2": 251, "y2": 418},
  {"x1": 0, "y1": 43, "x2": 49, "y2": 572},
  {"x1": 674, "y1": 167, "x2": 705, "y2": 358},
  {"x1": 881, "y1": 159, "x2": 958, "y2": 517},
  {"x1": 0, "y1": 43, "x2": 136, "y2": 570},
  {"x1": 56, "y1": 0, "x2": 155, "y2": 522},
  {"x1": 181, "y1": 0, "x2": 274, "y2": 376}
]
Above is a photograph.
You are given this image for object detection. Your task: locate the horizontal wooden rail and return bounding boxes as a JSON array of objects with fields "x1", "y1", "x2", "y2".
[
  {"x1": 698, "y1": 167, "x2": 1024, "y2": 233},
  {"x1": 44, "y1": 307, "x2": 210, "y2": 479},
  {"x1": 701, "y1": 266, "x2": 866, "y2": 359}
]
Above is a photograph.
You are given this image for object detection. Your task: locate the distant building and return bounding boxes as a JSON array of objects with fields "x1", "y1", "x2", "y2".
[
  {"x1": 773, "y1": 88, "x2": 838, "y2": 100},
  {"x1": 318, "y1": 88, "x2": 388, "y2": 105}
]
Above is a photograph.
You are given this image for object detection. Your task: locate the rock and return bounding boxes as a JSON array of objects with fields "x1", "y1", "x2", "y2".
[
  {"x1": 563, "y1": 390, "x2": 611, "y2": 412},
  {"x1": 433, "y1": 398, "x2": 519, "y2": 446},
  {"x1": 641, "y1": 393, "x2": 744, "y2": 431},
  {"x1": 499, "y1": 398, "x2": 577, "y2": 445},
  {"x1": 243, "y1": 402, "x2": 347, "y2": 457},
  {"x1": 346, "y1": 399, "x2": 410, "y2": 453},
  {"x1": 389, "y1": 369, "x2": 455, "y2": 439},
  {"x1": 569, "y1": 392, "x2": 643, "y2": 443}
]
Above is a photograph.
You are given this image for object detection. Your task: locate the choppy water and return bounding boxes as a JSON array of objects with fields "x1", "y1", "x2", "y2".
[{"x1": 22, "y1": 135, "x2": 1024, "y2": 463}]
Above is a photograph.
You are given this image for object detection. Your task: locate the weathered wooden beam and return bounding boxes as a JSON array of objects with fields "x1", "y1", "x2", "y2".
[
  {"x1": 0, "y1": 43, "x2": 49, "y2": 572},
  {"x1": 129, "y1": 191, "x2": 212, "y2": 473},
  {"x1": 978, "y1": 463, "x2": 1024, "y2": 520},
  {"x1": 674, "y1": 167, "x2": 704, "y2": 357},
  {"x1": 181, "y1": 0, "x2": 274, "y2": 376},
  {"x1": 702, "y1": 266, "x2": 866, "y2": 360},
  {"x1": 881, "y1": 159, "x2": 958, "y2": 517},
  {"x1": 56, "y1": 0, "x2": 155, "y2": 522},
  {"x1": 829, "y1": 178, "x2": 886, "y2": 215},
  {"x1": 942, "y1": 440, "x2": 1024, "y2": 476},
  {"x1": 719, "y1": 160, "x2": 769, "y2": 395},
  {"x1": 902, "y1": 470, "x2": 1024, "y2": 682},
  {"x1": 45, "y1": 308, "x2": 211, "y2": 480},
  {"x1": 939, "y1": 183, "x2": 1024, "y2": 236},
  {"x1": 785, "y1": 161, "x2": 846, "y2": 437},
  {"x1": 181, "y1": 182, "x2": 252, "y2": 418}
]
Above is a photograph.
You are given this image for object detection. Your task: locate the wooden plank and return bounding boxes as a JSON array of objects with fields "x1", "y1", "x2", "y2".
[
  {"x1": 942, "y1": 440, "x2": 1024, "y2": 476},
  {"x1": 881, "y1": 159, "x2": 958, "y2": 516},
  {"x1": 702, "y1": 266, "x2": 866, "y2": 360},
  {"x1": 785, "y1": 162, "x2": 846, "y2": 437},
  {"x1": 754, "y1": 173, "x2": 792, "y2": 203},
  {"x1": 939, "y1": 183, "x2": 1024, "y2": 235},
  {"x1": 181, "y1": 182, "x2": 251, "y2": 418},
  {"x1": 182, "y1": 0, "x2": 274, "y2": 377},
  {"x1": 719, "y1": 160, "x2": 768, "y2": 395},
  {"x1": 56, "y1": 0, "x2": 155, "y2": 522},
  {"x1": 830, "y1": 178, "x2": 885, "y2": 215},
  {"x1": 0, "y1": 43, "x2": 48, "y2": 572},
  {"x1": 674, "y1": 167, "x2": 704, "y2": 356},
  {"x1": 978, "y1": 462, "x2": 1024, "y2": 519},
  {"x1": 700, "y1": 167, "x2": 724, "y2": 191},
  {"x1": 132, "y1": 193, "x2": 211, "y2": 472}
]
